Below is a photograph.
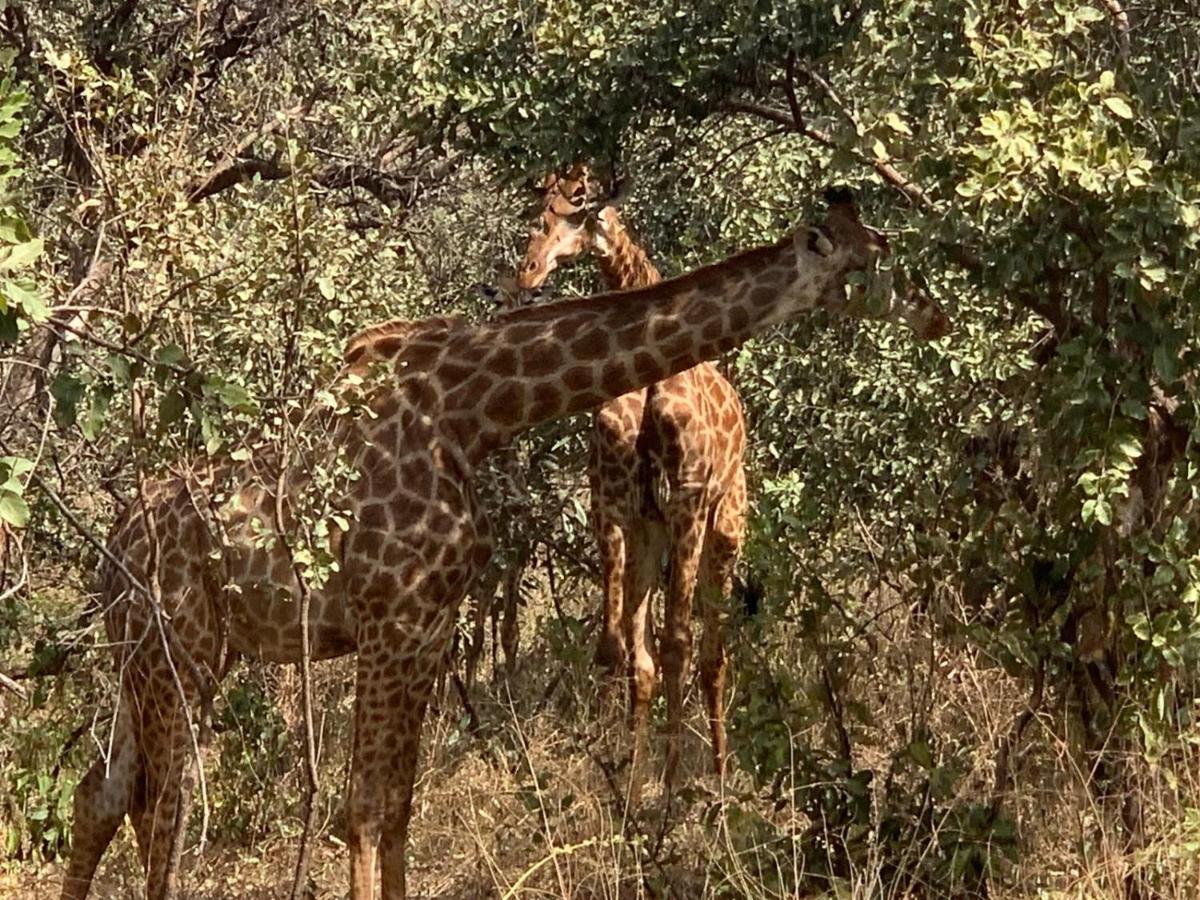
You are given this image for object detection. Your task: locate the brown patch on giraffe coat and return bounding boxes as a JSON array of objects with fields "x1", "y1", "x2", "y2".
[
  {"x1": 355, "y1": 529, "x2": 383, "y2": 557},
  {"x1": 484, "y1": 382, "x2": 526, "y2": 427},
  {"x1": 359, "y1": 504, "x2": 389, "y2": 530},
  {"x1": 661, "y1": 333, "x2": 695, "y2": 365},
  {"x1": 529, "y1": 382, "x2": 563, "y2": 421},
  {"x1": 368, "y1": 465, "x2": 397, "y2": 496},
  {"x1": 488, "y1": 346, "x2": 519, "y2": 378},
  {"x1": 684, "y1": 297, "x2": 720, "y2": 326},
  {"x1": 649, "y1": 316, "x2": 683, "y2": 342},
  {"x1": 437, "y1": 358, "x2": 475, "y2": 386},
  {"x1": 600, "y1": 361, "x2": 631, "y2": 397},
  {"x1": 571, "y1": 328, "x2": 610, "y2": 361},
  {"x1": 563, "y1": 365, "x2": 593, "y2": 392},
  {"x1": 372, "y1": 392, "x2": 400, "y2": 420},
  {"x1": 505, "y1": 322, "x2": 544, "y2": 345},
  {"x1": 521, "y1": 341, "x2": 564, "y2": 377},
  {"x1": 398, "y1": 341, "x2": 441, "y2": 370},
  {"x1": 749, "y1": 286, "x2": 776, "y2": 307},
  {"x1": 633, "y1": 351, "x2": 660, "y2": 382},
  {"x1": 728, "y1": 306, "x2": 751, "y2": 333},
  {"x1": 374, "y1": 336, "x2": 404, "y2": 356}
]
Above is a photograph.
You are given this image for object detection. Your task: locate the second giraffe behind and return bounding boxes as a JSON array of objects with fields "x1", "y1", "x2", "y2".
[{"x1": 492, "y1": 169, "x2": 952, "y2": 800}]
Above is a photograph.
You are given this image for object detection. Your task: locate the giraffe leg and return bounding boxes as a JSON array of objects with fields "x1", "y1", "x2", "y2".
[
  {"x1": 499, "y1": 544, "x2": 529, "y2": 677},
  {"x1": 138, "y1": 673, "x2": 208, "y2": 900},
  {"x1": 593, "y1": 510, "x2": 627, "y2": 680},
  {"x1": 60, "y1": 706, "x2": 142, "y2": 900},
  {"x1": 349, "y1": 638, "x2": 443, "y2": 900},
  {"x1": 660, "y1": 490, "x2": 709, "y2": 793},
  {"x1": 623, "y1": 524, "x2": 663, "y2": 806},
  {"x1": 699, "y1": 478, "x2": 746, "y2": 779},
  {"x1": 465, "y1": 567, "x2": 501, "y2": 689}
]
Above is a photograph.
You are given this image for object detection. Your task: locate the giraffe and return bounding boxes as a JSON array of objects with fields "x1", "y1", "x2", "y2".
[
  {"x1": 501, "y1": 165, "x2": 750, "y2": 795},
  {"x1": 62, "y1": 188, "x2": 944, "y2": 900},
  {"x1": 503, "y1": 167, "x2": 950, "y2": 796}
]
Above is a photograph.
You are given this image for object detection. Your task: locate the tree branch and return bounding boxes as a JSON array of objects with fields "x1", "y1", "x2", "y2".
[
  {"x1": 1100, "y1": 0, "x2": 1131, "y2": 62},
  {"x1": 187, "y1": 147, "x2": 465, "y2": 207},
  {"x1": 0, "y1": 669, "x2": 27, "y2": 699},
  {"x1": 721, "y1": 99, "x2": 933, "y2": 208}
]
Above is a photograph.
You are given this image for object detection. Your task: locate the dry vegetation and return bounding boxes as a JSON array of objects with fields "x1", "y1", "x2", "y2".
[{"x1": 8, "y1": 566, "x2": 1200, "y2": 898}]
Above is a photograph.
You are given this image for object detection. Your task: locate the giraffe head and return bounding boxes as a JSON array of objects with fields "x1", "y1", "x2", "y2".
[
  {"x1": 476, "y1": 275, "x2": 545, "y2": 311},
  {"x1": 803, "y1": 187, "x2": 951, "y2": 341},
  {"x1": 515, "y1": 163, "x2": 621, "y2": 293}
]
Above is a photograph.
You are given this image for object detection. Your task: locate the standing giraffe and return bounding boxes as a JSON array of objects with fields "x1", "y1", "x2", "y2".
[
  {"x1": 62, "y1": 189, "x2": 945, "y2": 900},
  {"x1": 501, "y1": 165, "x2": 750, "y2": 794}
]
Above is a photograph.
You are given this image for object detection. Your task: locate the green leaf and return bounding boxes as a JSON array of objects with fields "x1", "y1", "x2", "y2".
[
  {"x1": 0, "y1": 308, "x2": 16, "y2": 343},
  {"x1": 884, "y1": 112, "x2": 912, "y2": 135},
  {"x1": 0, "y1": 236, "x2": 41, "y2": 271},
  {"x1": 3, "y1": 279, "x2": 47, "y2": 322},
  {"x1": 82, "y1": 386, "x2": 112, "y2": 441},
  {"x1": 158, "y1": 390, "x2": 187, "y2": 426},
  {"x1": 155, "y1": 344, "x2": 187, "y2": 367},
  {"x1": 50, "y1": 373, "x2": 85, "y2": 427},
  {"x1": 1102, "y1": 96, "x2": 1134, "y2": 119},
  {"x1": 1154, "y1": 343, "x2": 1180, "y2": 384},
  {"x1": 217, "y1": 381, "x2": 256, "y2": 411},
  {"x1": 0, "y1": 489, "x2": 29, "y2": 527},
  {"x1": 107, "y1": 354, "x2": 132, "y2": 386}
]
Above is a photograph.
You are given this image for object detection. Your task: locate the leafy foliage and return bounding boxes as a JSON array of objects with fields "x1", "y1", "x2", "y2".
[{"x1": 1, "y1": 0, "x2": 1200, "y2": 896}]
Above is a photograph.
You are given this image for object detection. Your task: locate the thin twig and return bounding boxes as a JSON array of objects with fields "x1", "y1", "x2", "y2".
[{"x1": 0, "y1": 669, "x2": 27, "y2": 699}]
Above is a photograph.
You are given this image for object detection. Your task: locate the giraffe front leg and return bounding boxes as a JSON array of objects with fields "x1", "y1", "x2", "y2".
[
  {"x1": 660, "y1": 491, "x2": 708, "y2": 794},
  {"x1": 499, "y1": 542, "x2": 529, "y2": 678},
  {"x1": 593, "y1": 510, "x2": 627, "y2": 680},
  {"x1": 349, "y1": 638, "x2": 442, "y2": 900}
]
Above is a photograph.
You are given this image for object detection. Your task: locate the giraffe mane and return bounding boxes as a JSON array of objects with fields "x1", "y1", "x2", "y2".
[
  {"x1": 494, "y1": 235, "x2": 791, "y2": 325},
  {"x1": 343, "y1": 315, "x2": 461, "y2": 361}
]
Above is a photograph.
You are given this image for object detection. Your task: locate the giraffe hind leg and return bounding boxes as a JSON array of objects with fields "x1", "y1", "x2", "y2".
[
  {"x1": 60, "y1": 706, "x2": 143, "y2": 900},
  {"x1": 623, "y1": 522, "x2": 664, "y2": 806},
  {"x1": 699, "y1": 477, "x2": 746, "y2": 780},
  {"x1": 660, "y1": 488, "x2": 709, "y2": 794},
  {"x1": 137, "y1": 670, "x2": 213, "y2": 900},
  {"x1": 593, "y1": 511, "x2": 628, "y2": 680}
]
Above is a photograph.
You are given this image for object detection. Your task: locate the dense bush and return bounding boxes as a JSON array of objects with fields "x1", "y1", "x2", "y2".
[{"x1": 2, "y1": 2, "x2": 1199, "y2": 897}]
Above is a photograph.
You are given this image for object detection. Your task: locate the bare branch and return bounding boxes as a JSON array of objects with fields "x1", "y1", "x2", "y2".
[
  {"x1": 0, "y1": 669, "x2": 27, "y2": 699},
  {"x1": 722, "y1": 99, "x2": 934, "y2": 208},
  {"x1": 1101, "y1": 0, "x2": 1131, "y2": 61}
]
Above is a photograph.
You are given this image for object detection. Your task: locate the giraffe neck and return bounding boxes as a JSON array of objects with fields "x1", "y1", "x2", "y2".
[
  {"x1": 413, "y1": 228, "x2": 833, "y2": 464},
  {"x1": 592, "y1": 208, "x2": 661, "y2": 290}
]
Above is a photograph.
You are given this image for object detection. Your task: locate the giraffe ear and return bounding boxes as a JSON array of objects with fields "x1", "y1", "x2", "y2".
[{"x1": 806, "y1": 226, "x2": 835, "y2": 257}]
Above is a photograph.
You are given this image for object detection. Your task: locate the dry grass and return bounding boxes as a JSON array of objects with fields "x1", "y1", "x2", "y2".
[{"x1": 4, "y1": 576, "x2": 1200, "y2": 899}]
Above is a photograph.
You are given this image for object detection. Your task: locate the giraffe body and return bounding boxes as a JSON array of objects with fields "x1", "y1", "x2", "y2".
[{"x1": 64, "y1": 189, "x2": 943, "y2": 899}]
